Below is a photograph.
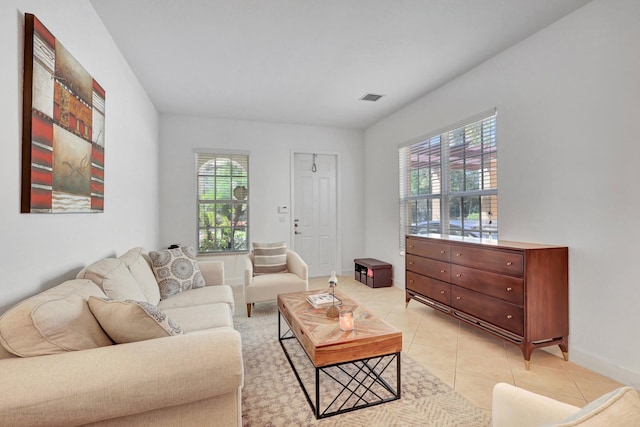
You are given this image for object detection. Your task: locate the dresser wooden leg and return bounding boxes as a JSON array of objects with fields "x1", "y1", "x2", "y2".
[{"x1": 247, "y1": 303, "x2": 252, "y2": 317}]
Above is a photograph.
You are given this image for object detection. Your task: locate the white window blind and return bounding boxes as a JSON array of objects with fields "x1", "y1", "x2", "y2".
[
  {"x1": 399, "y1": 112, "x2": 497, "y2": 250},
  {"x1": 196, "y1": 152, "x2": 249, "y2": 253}
]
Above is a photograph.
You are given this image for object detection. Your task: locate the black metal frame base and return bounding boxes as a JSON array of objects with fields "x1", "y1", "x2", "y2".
[{"x1": 278, "y1": 311, "x2": 401, "y2": 419}]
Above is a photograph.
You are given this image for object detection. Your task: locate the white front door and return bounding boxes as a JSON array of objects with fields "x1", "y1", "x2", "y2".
[{"x1": 293, "y1": 153, "x2": 337, "y2": 278}]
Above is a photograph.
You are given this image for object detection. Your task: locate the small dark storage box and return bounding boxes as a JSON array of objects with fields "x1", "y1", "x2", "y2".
[{"x1": 354, "y1": 258, "x2": 392, "y2": 288}]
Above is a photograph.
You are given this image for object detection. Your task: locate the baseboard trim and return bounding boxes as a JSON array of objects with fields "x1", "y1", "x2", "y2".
[{"x1": 570, "y1": 346, "x2": 640, "y2": 389}]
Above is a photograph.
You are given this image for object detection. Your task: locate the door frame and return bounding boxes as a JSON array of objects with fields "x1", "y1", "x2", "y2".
[{"x1": 290, "y1": 150, "x2": 343, "y2": 278}]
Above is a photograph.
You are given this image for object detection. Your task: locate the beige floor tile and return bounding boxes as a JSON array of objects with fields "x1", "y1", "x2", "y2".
[
  {"x1": 456, "y1": 347, "x2": 513, "y2": 383},
  {"x1": 512, "y1": 364, "x2": 583, "y2": 399},
  {"x1": 568, "y1": 370, "x2": 626, "y2": 402},
  {"x1": 454, "y1": 374, "x2": 502, "y2": 411},
  {"x1": 407, "y1": 341, "x2": 457, "y2": 372}
]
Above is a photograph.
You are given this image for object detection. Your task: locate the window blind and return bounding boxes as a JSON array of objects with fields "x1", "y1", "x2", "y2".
[{"x1": 399, "y1": 112, "x2": 497, "y2": 251}]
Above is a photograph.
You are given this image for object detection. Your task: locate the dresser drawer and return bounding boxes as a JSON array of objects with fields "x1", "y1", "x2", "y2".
[
  {"x1": 451, "y1": 286, "x2": 524, "y2": 336},
  {"x1": 450, "y1": 245, "x2": 523, "y2": 276},
  {"x1": 450, "y1": 264, "x2": 524, "y2": 305},
  {"x1": 406, "y1": 272, "x2": 450, "y2": 305},
  {"x1": 406, "y1": 255, "x2": 450, "y2": 282},
  {"x1": 406, "y1": 238, "x2": 450, "y2": 262}
]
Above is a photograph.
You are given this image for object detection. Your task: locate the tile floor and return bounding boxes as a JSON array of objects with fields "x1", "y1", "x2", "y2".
[{"x1": 234, "y1": 276, "x2": 629, "y2": 417}]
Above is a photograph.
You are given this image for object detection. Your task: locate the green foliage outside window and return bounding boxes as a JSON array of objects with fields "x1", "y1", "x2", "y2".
[{"x1": 197, "y1": 154, "x2": 249, "y2": 253}]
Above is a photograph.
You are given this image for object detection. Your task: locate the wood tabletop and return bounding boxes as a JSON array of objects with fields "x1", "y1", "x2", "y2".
[{"x1": 278, "y1": 289, "x2": 402, "y2": 367}]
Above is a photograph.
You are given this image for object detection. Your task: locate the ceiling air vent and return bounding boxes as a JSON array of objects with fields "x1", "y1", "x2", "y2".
[{"x1": 360, "y1": 93, "x2": 384, "y2": 102}]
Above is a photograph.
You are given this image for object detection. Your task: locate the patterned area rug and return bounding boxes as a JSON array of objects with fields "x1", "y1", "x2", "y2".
[{"x1": 235, "y1": 304, "x2": 491, "y2": 427}]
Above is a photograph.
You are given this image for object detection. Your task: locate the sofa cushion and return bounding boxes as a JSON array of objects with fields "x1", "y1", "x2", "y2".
[
  {"x1": 157, "y1": 285, "x2": 235, "y2": 314},
  {"x1": 544, "y1": 386, "x2": 640, "y2": 427},
  {"x1": 0, "y1": 279, "x2": 113, "y2": 357},
  {"x1": 78, "y1": 258, "x2": 148, "y2": 302},
  {"x1": 88, "y1": 297, "x2": 183, "y2": 343},
  {"x1": 149, "y1": 246, "x2": 205, "y2": 299},
  {"x1": 119, "y1": 247, "x2": 161, "y2": 305},
  {"x1": 163, "y1": 303, "x2": 233, "y2": 331},
  {"x1": 252, "y1": 241, "x2": 288, "y2": 275}
]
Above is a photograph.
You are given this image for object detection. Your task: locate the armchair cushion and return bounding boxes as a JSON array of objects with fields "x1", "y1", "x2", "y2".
[
  {"x1": 88, "y1": 297, "x2": 183, "y2": 343},
  {"x1": 149, "y1": 246, "x2": 205, "y2": 299},
  {"x1": 252, "y1": 241, "x2": 288, "y2": 275}
]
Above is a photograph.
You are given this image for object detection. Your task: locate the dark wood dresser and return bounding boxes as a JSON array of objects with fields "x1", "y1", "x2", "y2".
[{"x1": 405, "y1": 234, "x2": 568, "y2": 369}]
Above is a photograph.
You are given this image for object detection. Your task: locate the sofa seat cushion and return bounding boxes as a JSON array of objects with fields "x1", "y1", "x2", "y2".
[
  {"x1": 88, "y1": 297, "x2": 184, "y2": 343},
  {"x1": 149, "y1": 246, "x2": 205, "y2": 299},
  {"x1": 157, "y1": 285, "x2": 235, "y2": 314},
  {"x1": 246, "y1": 272, "x2": 307, "y2": 303},
  {"x1": 0, "y1": 280, "x2": 113, "y2": 357},
  {"x1": 119, "y1": 247, "x2": 161, "y2": 305},
  {"x1": 163, "y1": 303, "x2": 233, "y2": 332},
  {"x1": 78, "y1": 258, "x2": 147, "y2": 302},
  {"x1": 544, "y1": 386, "x2": 640, "y2": 427}
]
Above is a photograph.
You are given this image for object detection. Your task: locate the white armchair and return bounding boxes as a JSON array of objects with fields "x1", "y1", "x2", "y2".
[
  {"x1": 492, "y1": 382, "x2": 640, "y2": 427},
  {"x1": 244, "y1": 249, "x2": 308, "y2": 317}
]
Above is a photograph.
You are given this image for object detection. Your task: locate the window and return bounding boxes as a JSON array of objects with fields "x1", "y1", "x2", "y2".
[
  {"x1": 196, "y1": 152, "x2": 249, "y2": 253},
  {"x1": 399, "y1": 111, "x2": 497, "y2": 250}
]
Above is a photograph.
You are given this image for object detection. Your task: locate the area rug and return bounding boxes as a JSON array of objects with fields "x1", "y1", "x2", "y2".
[{"x1": 235, "y1": 304, "x2": 491, "y2": 427}]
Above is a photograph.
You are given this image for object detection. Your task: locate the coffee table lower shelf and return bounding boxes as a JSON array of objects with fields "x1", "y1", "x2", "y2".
[{"x1": 278, "y1": 312, "x2": 401, "y2": 419}]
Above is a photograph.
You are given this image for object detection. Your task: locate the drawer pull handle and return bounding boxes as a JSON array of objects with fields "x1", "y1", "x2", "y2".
[
  {"x1": 456, "y1": 273, "x2": 462, "y2": 278},
  {"x1": 506, "y1": 315, "x2": 513, "y2": 319},
  {"x1": 440, "y1": 250, "x2": 446, "y2": 254},
  {"x1": 506, "y1": 287, "x2": 513, "y2": 292},
  {"x1": 409, "y1": 261, "x2": 413, "y2": 265},
  {"x1": 456, "y1": 253, "x2": 462, "y2": 257},
  {"x1": 456, "y1": 296, "x2": 461, "y2": 300},
  {"x1": 409, "y1": 245, "x2": 414, "y2": 249},
  {"x1": 506, "y1": 262, "x2": 513, "y2": 266},
  {"x1": 440, "y1": 290, "x2": 445, "y2": 294},
  {"x1": 440, "y1": 269, "x2": 446, "y2": 273},
  {"x1": 409, "y1": 280, "x2": 414, "y2": 283}
]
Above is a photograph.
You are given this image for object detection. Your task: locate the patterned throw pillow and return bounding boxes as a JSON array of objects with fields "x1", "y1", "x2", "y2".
[
  {"x1": 253, "y1": 242, "x2": 288, "y2": 275},
  {"x1": 149, "y1": 246, "x2": 205, "y2": 299},
  {"x1": 87, "y1": 297, "x2": 183, "y2": 344}
]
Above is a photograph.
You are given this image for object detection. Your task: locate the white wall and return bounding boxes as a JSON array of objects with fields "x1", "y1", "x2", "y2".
[
  {"x1": 0, "y1": 1, "x2": 160, "y2": 313},
  {"x1": 364, "y1": 0, "x2": 640, "y2": 387},
  {"x1": 159, "y1": 115, "x2": 364, "y2": 284}
]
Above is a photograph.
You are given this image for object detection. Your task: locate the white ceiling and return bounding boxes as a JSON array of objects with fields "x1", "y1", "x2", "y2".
[{"x1": 90, "y1": 0, "x2": 591, "y2": 130}]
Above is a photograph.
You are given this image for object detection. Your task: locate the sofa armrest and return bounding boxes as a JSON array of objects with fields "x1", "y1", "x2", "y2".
[
  {"x1": 244, "y1": 255, "x2": 254, "y2": 286},
  {"x1": 199, "y1": 260, "x2": 225, "y2": 286},
  {"x1": 286, "y1": 250, "x2": 308, "y2": 281},
  {"x1": 492, "y1": 383, "x2": 580, "y2": 427},
  {"x1": 0, "y1": 328, "x2": 243, "y2": 427}
]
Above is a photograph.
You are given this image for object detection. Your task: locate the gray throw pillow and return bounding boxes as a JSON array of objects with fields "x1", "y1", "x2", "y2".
[{"x1": 149, "y1": 246, "x2": 205, "y2": 299}]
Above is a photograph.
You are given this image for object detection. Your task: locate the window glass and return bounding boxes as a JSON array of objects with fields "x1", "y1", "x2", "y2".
[
  {"x1": 196, "y1": 153, "x2": 249, "y2": 253},
  {"x1": 399, "y1": 112, "x2": 497, "y2": 249}
]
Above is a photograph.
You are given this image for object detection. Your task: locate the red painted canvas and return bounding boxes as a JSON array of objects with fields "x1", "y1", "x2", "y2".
[{"x1": 21, "y1": 13, "x2": 105, "y2": 213}]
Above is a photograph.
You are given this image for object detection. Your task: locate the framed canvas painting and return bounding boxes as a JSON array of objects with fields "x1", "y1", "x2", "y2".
[{"x1": 21, "y1": 13, "x2": 105, "y2": 213}]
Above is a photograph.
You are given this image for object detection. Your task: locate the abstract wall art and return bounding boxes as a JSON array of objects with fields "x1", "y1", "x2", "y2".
[{"x1": 21, "y1": 13, "x2": 105, "y2": 213}]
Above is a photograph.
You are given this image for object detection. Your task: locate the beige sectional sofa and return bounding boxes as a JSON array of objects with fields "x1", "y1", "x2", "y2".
[{"x1": 0, "y1": 246, "x2": 243, "y2": 427}]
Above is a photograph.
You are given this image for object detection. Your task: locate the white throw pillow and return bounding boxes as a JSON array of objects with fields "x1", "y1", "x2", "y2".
[
  {"x1": 78, "y1": 258, "x2": 147, "y2": 301},
  {"x1": 88, "y1": 297, "x2": 183, "y2": 343},
  {"x1": 0, "y1": 280, "x2": 113, "y2": 357},
  {"x1": 119, "y1": 247, "x2": 161, "y2": 305},
  {"x1": 149, "y1": 246, "x2": 205, "y2": 299}
]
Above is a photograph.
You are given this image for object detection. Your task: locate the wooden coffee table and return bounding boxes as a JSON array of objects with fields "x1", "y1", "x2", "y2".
[{"x1": 277, "y1": 289, "x2": 402, "y2": 419}]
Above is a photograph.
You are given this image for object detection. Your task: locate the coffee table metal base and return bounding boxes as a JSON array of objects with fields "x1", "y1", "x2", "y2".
[{"x1": 278, "y1": 312, "x2": 401, "y2": 419}]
